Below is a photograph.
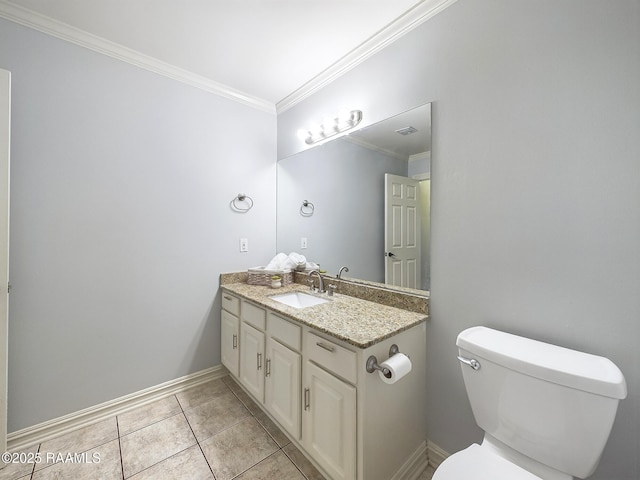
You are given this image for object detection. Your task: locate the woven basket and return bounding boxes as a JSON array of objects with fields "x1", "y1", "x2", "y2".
[{"x1": 247, "y1": 267, "x2": 294, "y2": 286}]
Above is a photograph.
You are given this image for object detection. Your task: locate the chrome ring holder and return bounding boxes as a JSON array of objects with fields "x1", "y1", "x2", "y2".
[
  {"x1": 300, "y1": 200, "x2": 314, "y2": 216},
  {"x1": 366, "y1": 344, "x2": 400, "y2": 378},
  {"x1": 230, "y1": 193, "x2": 253, "y2": 212}
]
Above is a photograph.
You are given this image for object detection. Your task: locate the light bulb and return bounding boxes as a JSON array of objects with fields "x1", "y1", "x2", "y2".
[
  {"x1": 297, "y1": 129, "x2": 310, "y2": 142},
  {"x1": 309, "y1": 122, "x2": 323, "y2": 134},
  {"x1": 338, "y1": 108, "x2": 352, "y2": 125},
  {"x1": 322, "y1": 116, "x2": 337, "y2": 134}
]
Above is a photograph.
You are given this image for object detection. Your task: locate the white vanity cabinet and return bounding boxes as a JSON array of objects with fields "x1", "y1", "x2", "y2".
[
  {"x1": 220, "y1": 293, "x2": 240, "y2": 377},
  {"x1": 265, "y1": 312, "x2": 302, "y2": 440},
  {"x1": 303, "y1": 331, "x2": 357, "y2": 480},
  {"x1": 221, "y1": 288, "x2": 427, "y2": 480},
  {"x1": 237, "y1": 300, "x2": 303, "y2": 439},
  {"x1": 239, "y1": 321, "x2": 265, "y2": 401},
  {"x1": 239, "y1": 300, "x2": 267, "y2": 401},
  {"x1": 265, "y1": 338, "x2": 301, "y2": 438}
]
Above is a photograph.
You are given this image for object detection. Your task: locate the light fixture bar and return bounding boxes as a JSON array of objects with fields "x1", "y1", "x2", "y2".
[{"x1": 297, "y1": 110, "x2": 363, "y2": 145}]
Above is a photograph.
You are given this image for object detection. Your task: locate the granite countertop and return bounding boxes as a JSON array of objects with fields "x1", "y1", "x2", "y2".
[{"x1": 221, "y1": 282, "x2": 427, "y2": 349}]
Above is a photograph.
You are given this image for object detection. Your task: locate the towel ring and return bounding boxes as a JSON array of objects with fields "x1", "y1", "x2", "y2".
[
  {"x1": 300, "y1": 200, "x2": 314, "y2": 217},
  {"x1": 231, "y1": 193, "x2": 253, "y2": 213}
]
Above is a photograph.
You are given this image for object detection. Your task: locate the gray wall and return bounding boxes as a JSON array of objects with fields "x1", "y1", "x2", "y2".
[
  {"x1": 1, "y1": 19, "x2": 276, "y2": 432},
  {"x1": 278, "y1": 1, "x2": 640, "y2": 478},
  {"x1": 277, "y1": 138, "x2": 407, "y2": 281}
]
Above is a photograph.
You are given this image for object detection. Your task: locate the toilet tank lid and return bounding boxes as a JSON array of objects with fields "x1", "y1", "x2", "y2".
[{"x1": 457, "y1": 326, "x2": 627, "y2": 399}]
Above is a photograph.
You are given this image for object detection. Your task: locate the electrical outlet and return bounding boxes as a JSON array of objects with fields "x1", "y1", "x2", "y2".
[
  {"x1": 301, "y1": 237, "x2": 308, "y2": 249},
  {"x1": 240, "y1": 238, "x2": 249, "y2": 252}
]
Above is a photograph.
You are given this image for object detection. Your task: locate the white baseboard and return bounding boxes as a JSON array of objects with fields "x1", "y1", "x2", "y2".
[
  {"x1": 7, "y1": 365, "x2": 227, "y2": 451},
  {"x1": 391, "y1": 440, "x2": 428, "y2": 480},
  {"x1": 427, "y1": 439, "x2": 449, "y2": 469}
]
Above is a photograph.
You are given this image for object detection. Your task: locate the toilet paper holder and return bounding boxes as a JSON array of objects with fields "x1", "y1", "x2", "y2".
[{"x1": 366, "y1": 344, "x2": 400, "y2": 377}]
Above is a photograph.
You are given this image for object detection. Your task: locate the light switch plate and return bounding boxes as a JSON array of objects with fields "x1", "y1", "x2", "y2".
[
  {"x1": 240, "y1": 238, "x2": 249, "y2": 252},
  {"x1": 301, "y1": 237, "x2": 308, "y2": 249}
]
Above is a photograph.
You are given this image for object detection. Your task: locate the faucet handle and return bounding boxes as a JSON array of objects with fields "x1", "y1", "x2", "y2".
[
  {"x1": 308, "y1": 279, "x2": 316, "y2": 292},
  {"x1": 328, "y1": 284, "x2": 337, "y2": 297}
]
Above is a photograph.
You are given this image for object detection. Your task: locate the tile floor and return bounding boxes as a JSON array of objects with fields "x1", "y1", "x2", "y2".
[{"x1": 1, "y1": 376, "x2": 435, "y2": 480}]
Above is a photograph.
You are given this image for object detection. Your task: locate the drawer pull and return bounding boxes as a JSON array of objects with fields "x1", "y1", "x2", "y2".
[
  {"x1": 224, "y1": 295, "x2": 232, "y2": 301},
  {"x1": 257, "y1": 352, "x2": 262, "y2": 370},
  {"x1": 316, "y1": 342, "x2": 335, "y2": 353},
  {"x1": 304, "y1": 387, "x2": 310, "y2": 410},
  {"x1": 232, "y1": 334, "x2": 238, "y2": 349},
  {"x1": 265, "y1": 358, "x2": 271, "y2": 377}
]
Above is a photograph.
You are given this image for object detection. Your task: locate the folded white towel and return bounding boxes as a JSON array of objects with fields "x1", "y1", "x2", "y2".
[
  {"x1": 265, "y1": 252, "x2": 311, "y2": 271},
  {"x1": 279, "y1": 257, "x2": 297, "y2": 271},
  {"x1": 288, "y1": 252, "x2": 307, "y2": 268},
  {"x1": 266, "y1": 252, "x2": 288, "y2": 271},
  {"x1": 305, "y1": 261, "x2": 320, "y2": 271}
]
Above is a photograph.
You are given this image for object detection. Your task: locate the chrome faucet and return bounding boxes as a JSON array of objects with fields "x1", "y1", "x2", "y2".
[
  {"x1": 337, "y1": 266, "x2": 349, "y2": 279},
  {"x1": 308, "y1": 270, "x2": 326, "y2": 293}
]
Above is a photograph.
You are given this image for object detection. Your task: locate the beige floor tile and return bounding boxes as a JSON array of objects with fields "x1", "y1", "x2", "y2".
[
  {"x1": 175, "y1": 379, "x2": 230, "y2": 410},
  {"x1": 36, "y1": 417, "x2": 118, "y2": 471},
  {"x1": 117, "y1": 396, "x2": 182, "y2": 436},
  {"x1": 0, "y1": 443, "x2": 39, "y2": 480},
  {"x1": 128, "y1": 444, "x2": 213, "y2": 480},
  {"x1": 221, "y1": 375, "x2": 242, "y2": 393},
  {"x1": 200, "y1": 417, "x2": 278, "y2": 480},
  {"x1": 32, "y1": 439, "x2": 122, "y2": 480},
  {"x1": 253, "y1": 409, "x2": 291, "y2": 447},
  {"x1": 283, "y1": 443, "x2": 326, "y2": 480},
  {"x1": 236, "y1": 451, "x2": 305, "y2": 480},
  {"x1": 230, "y1": 386, "x2": 263, "y2": 416},
  {"x1": 120, "y1": 413, "x2": 196, "y2": 478},
  {"x1": 183, "y1": 390, "x2": 250, "y2": 442}
]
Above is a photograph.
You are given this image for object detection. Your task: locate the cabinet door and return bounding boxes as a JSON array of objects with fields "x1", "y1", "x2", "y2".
[
  {"x1": 221, "y1": 311, "x2": 240, "y2": 377},
  {"x1": 265, "y1": 337, "x2": 301, "y2": 440},
  {"x1": 303, "y1": 361, "x2": 356, "y2": 480},
  {"x1": 239, "y1": 322, "x2": 265, "y2": 401}
]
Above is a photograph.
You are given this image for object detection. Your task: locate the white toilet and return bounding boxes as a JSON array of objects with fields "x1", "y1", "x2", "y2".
[{"x1": 433, "y1": 326, "x2": 627, "y2": 480}]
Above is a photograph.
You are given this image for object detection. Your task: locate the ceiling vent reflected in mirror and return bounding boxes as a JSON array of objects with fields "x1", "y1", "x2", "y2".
[
  {"x1": 395, "y1": 126, "x2": 418, "y2": 136},
  {"x1": 343, "y1": 103, "x2": 431, "y2": 162}
]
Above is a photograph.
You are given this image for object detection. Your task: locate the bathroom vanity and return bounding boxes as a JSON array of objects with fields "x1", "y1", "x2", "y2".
[{"x1": 220, "y1": 278, "x2": 428, "y2": 480}]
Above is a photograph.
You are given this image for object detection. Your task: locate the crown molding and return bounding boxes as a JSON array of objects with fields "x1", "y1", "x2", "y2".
[
  {"x1": 409, "y1": 151, "x2": 431, "y2": 162},
  {"x1": 276, "y1": 0, "x2": 458, "y2": 113},
  {"x1": 343, "y1": 135, "x2": 409, "y2": 161},
  {"x1": 0, "y1": 0, "x2": 276, "y2": 114},
  {"x1": 0, "y1": 0, "x2": 456, "y2": 116}
]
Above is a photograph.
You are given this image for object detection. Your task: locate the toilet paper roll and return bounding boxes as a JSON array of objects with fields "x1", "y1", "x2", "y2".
[{"x1": 378, "y1": 353, "x2": 412, "y2": 384}]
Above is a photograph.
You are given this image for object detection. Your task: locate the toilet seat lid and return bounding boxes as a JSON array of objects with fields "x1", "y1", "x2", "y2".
[{"x1": 433, "y1": 444, "x2": 542, "y2": 480}]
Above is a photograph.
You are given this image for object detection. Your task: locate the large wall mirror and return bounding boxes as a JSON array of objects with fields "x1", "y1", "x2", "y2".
[{"x1": 276, "y1": 103, "x2": 431, "y2": 293}]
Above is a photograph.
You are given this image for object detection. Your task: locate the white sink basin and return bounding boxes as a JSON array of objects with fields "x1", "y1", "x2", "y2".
[{"x1": 270, "y1": 292, "x2": 329, "y2": 309}]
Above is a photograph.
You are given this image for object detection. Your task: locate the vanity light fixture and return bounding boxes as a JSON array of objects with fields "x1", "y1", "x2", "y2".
[{"x1": 297, "y1": 109, "x2": 363, "y2": 145}]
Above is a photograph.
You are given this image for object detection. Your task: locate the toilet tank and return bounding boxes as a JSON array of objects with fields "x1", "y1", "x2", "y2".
[{"x1": 456, "y1": 326, "x2": 627, "y2": 479}]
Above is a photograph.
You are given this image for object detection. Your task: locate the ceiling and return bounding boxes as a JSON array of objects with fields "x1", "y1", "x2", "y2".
[
  {"x1": 0, "y1": 0, "x2": 453, "y2": 112},
  {"x1": 348, "y1": 103, "x2": 431, "y2": 160}
]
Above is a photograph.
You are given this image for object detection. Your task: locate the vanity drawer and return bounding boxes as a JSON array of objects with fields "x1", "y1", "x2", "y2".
[
  {"x1": 268, "y1": 312, "x2": 301, "y2": 351},
  {"x1": 242, "y1": 300, "x2": 266, "y2": 330},
  {"x1": 305, "y1": 331, "x2": 357, "y2": 384},
  {"x1": 222, "y1": 292, "x2": 240, "y2": 316}
]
